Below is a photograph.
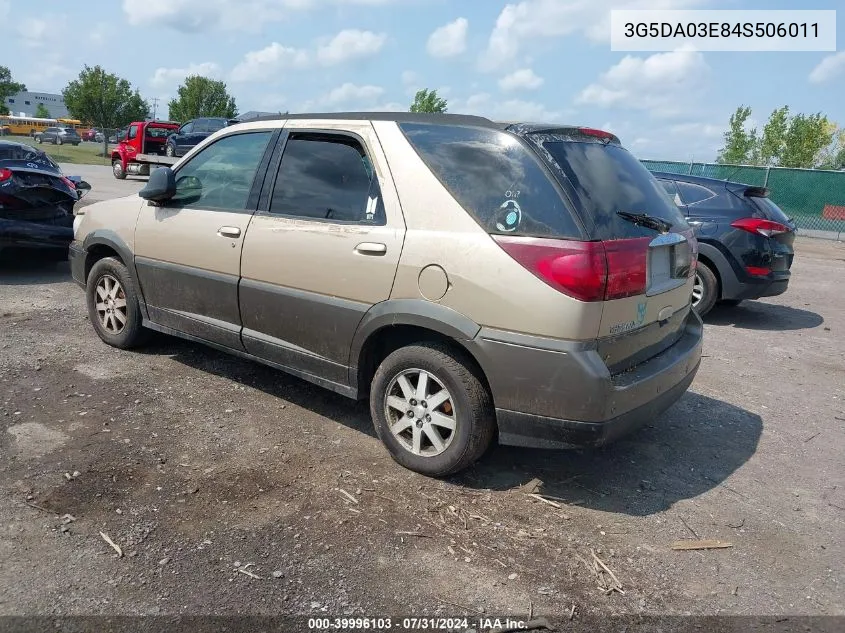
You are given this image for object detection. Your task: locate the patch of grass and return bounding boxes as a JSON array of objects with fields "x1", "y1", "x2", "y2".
[{"x1": 3, "y1": 135, "x2": 114, "y2": 165}]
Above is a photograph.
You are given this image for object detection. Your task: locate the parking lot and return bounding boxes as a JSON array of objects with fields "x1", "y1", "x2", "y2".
[{"x1": 1, "y1": 167, "x2": 843, "y2": 618}]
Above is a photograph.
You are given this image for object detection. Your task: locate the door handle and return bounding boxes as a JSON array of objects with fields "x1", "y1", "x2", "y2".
[
  {"x1": 217, "y1": 226, "x2": 241, "y2": 238},
  {"x1": 355, "y1": 242, "x2": 387, "y2": 255}
]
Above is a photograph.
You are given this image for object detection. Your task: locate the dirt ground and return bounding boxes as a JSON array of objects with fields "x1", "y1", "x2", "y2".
[{"x1": 1, "y1": 231, "x2": 843, "y2": 621}]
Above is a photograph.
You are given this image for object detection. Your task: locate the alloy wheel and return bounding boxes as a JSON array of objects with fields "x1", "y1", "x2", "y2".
[
  {"x1": 692, "y1": 273, "x2": 704, "y2": 307},
  {"x1": 384, "y1": 368, "x2": 456, "y2": 457},
  {"x1": 95, "y1": 274, "x2": 128, "y2": 334}
]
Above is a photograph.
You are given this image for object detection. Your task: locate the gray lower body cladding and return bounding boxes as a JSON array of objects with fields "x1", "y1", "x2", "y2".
[{"x1": 472, "y1": 310, "x2": 703, "y2": 449}]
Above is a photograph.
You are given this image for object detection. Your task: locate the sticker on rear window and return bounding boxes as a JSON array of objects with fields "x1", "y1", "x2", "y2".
[{"x1": 495, "y1": 199, "x2": 522, "y2": 232}]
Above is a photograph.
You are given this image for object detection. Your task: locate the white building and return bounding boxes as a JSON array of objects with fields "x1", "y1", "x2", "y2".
[{"x1": 3, "y1": 91, "x2": 70, "y2": 118}]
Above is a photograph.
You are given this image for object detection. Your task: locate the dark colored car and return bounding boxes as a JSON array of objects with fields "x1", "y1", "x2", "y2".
[
  {"x1": 165, "y1": 117, "x2": 237, "y2": 157},
  {"x1": 654, "y1": 171, "x2": 796, "y2": 316},
  {"x1": 0, "y1": 141, "x2": 90, "y2": 259},
  {"x1": 35, "y1": 126, "x2": 82, "y2": 146}
]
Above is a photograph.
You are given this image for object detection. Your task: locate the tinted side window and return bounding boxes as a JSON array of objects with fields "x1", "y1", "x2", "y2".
[
  {"x1": 170, "y1": 131, "x2": 273, "y2": 211},
  {"x1": 207, "y1": 119, "x2": 227, "y2": 132},
  {"x1": 399, "y1": 123, "x2": 580, "y2": 238},
  {"x1": 658, "y1": 179, "x2": 683, "y2": 207},
  {"x1": 128, "y1": 125, "x2": 138, "y2": 140},
  {"x1": 677, "y1": 182, "x2": 716, "y2": 205},
  {"x1": 268, "y1": 134, "x2": 384, "y2": 224},
  {"x1": 180, "y1": 122, "x2": 194, "y2": 134}
]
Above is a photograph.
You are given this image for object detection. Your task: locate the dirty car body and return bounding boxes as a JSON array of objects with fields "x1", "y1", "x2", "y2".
[{"x1": 0, "y1": 141, "x2": 88, "y2": 256}]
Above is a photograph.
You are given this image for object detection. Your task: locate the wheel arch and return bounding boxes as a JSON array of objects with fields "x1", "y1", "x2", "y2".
[
  {"x1": 82, "y1": 231, "x2": 148, "y2": 318},
  {"x1": 349, "y1": 300, "x2": 491, "y2": 400}
]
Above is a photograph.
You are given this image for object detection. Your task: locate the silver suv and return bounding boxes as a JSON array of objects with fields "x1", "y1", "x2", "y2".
[{"x1": 70, "y1": 113, "x2": 703, "y2": 476}]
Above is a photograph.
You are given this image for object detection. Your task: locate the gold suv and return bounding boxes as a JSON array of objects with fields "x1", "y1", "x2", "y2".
[{"x1": 70, "y1": 113, "x2": 703, "y2": 476}]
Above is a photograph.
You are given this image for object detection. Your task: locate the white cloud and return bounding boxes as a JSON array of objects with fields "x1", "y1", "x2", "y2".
[
  {"x1": 323, "y1": 83, "x2": 385, "y2": 105},
  {"x1": 150, "y1": 62, "x2": 222, "y2": 89},
  {"x1": 401, "y1": 70, "x2": 420, "y2": 86},
  {"x1": 317, "y1": 29, "x2": 387, "y2": 66},
  {"x1": 449, "y1": 92, "x2": 566, "y2": 122},
  {"x1": 18, "y1": 18, "x2": 50, "y2": 47},
  {"x1": 576, "y1": 47, "x2": 710, "y2": 118},
  {"x1": 427, "y1": 17, "x2": 468, "y2": 58},
  {"x1": 481, "y1": 0, "x2": 704, "y2": 70},
  {"x1": 230, "y1": 43, "x2": 309, "y2": 82},
  {"x1": 123, "y1": 0, "x2": 399, "y2": 32},
  {"x1": 498, "y1": 68, "x2": 544, "y2": 92},
  {"x1": 809, "y1": 52, "x2": 845, "y2": 84}
]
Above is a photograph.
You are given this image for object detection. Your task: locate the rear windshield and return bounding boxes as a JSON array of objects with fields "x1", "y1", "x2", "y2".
[
  {"x1": 533, "y1": 137, "x2": 688, "y2": 239},
  {"x1": 147, "y1": 127, "x2": 173, "y2": 138},
  {"x1": 750, "y1": 195, "x2": 792, "y2": 224},
  {"x1": 0, "y1": 145, "x2": 59, "y2": 170},
  {"x1": 399, "y1": 122, "x2": 582, "y2": 239}
]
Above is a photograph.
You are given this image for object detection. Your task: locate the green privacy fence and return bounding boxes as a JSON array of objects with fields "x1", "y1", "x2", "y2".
[{"x1": 642, "y1": 160, "x2": 845, "y2": 235}]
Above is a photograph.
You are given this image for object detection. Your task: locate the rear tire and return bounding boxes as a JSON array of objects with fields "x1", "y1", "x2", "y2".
[
  {"x1": 165, "y1": 143, "x2": 175, "y2": 158},
  {"x1": 692, "y1": 262, "x2": 719, "y2": 317},
  {"x1": 370, "y1": 343, "x2": 495, "y2": 477},
  {"x1": 86, "y1": 257, "x2": 147, "y2": 349}
]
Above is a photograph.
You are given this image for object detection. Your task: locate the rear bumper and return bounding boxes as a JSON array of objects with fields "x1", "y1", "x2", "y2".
[
  {"x1": 471, "y1": 310, "x2": 703, "y2": 449},
  {"x1": 0, "y1": 218, "x2": 73, "y2": 251},
  {"x1": 726, "y1": 275, "x2": 790, "y2": 301}
]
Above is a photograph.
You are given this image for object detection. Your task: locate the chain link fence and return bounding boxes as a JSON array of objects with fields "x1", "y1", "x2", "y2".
[{"x1": 642, "y1": 159, "x2": 845, "y2": 237}]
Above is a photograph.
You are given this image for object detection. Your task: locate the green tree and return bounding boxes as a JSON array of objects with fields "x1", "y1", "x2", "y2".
[
  {"x1": 0, "y1": 66, "x2": 26, "y2": 115},
  {"x1": 34, "y1": 103, "x2": 51, "y2": 118},
  {"x1": 759, "y1": 106, "x2": 789, "y2": 166},
  {"x1": 62, "y1": 65, "x2": 149, "y2": 149},
  {"x1": 409, "y1": 88, "x2": 448, "y2": 114},
  {"x1": 780, "y1": 113, "x2": 835, "y2": 169},
  {"x1": 167, "y1": 75, "x2": 238, "y2": 122},
  {"x1": 717, "y1": 105, "x2": 757, "y2": 165}
]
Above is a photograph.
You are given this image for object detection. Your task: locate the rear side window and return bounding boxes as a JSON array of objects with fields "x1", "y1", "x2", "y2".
[
  {"x1": 399, "y1": 122, "x2": 581, "y2": 239},
  {"x1": 676, "y1": 182, "x2": 716, "y2": 205},
  {"x1": 207, "y1": 119, "x2": 227, "y2": 132},
  {"x1": 535, "y1": 138, "x2": 687, "y2": 239},
  {"x1": 658, "y1": 179, "x2": 683, "y2": 207},
  {"x1": 268, "y1": 134, "x2": 384, "y2": 224}
]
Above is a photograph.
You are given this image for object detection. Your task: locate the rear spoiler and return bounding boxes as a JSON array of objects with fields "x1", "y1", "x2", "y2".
[{"x1": 742, "y1": 186, "x2": 769, "y2": 198}]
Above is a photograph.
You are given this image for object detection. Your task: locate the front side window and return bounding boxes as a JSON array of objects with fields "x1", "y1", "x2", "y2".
[
  {"x1": 268, "y1": 134, "x2": 384, "y2": 224},
  {"x1": 170, "y1": 131, "x2": 273, "y2": 211},
  {"x1": 180, "y1": 122, "x2": 194, "y2": 135},
  {"x1": 128, "y1": 125, "x2": 138, "y2": 140}
]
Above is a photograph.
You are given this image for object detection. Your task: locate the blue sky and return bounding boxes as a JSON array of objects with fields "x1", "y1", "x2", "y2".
[{"x1": 1, "y1": 0, "x2": 842, "y2": 160}]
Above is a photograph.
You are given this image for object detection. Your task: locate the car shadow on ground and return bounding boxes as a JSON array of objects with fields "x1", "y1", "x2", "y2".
[
  {"x1": 454, "y1": 391, "x2": 762, "y2": 517},
  {"x1": 0, "y1": 257, "x2": 71, "y2": 286},
  {"x1": 138, "y1": 336, "x2": 761, "y2": 518},
  {"x1": 141, "y1": 335, "x2": 378, "y2": 440},
  {"x1": 706, "y1": 300, "x2": 823, "y2": 331}
]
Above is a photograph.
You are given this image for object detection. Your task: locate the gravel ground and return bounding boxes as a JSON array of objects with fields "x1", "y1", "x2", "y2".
[{"x1": 1, "y1": 195, "x2": 843, "y2": 620}]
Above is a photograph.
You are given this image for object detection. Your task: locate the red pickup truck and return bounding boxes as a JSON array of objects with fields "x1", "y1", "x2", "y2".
[{"x1": 111, "y1": 120, "x2": 180, "y2": 179}]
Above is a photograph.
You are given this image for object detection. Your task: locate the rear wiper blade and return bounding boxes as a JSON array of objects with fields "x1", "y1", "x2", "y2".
[{"x1": 616, "y1": 211, "x2": 672, "y2": 233}]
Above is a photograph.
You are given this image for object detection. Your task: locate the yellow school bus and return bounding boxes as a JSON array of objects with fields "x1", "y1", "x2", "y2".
[{"x1": 0, "y1": 115, "x2": 58, "y2": 136}]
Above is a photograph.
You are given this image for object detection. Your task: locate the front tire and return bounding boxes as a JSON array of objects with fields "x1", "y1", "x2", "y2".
[
  {"x1": 165, "y1": 143, "x2": 175, "y2": 158},
  {"x1": 112, "y1": 159, "x2": 126, "y2": 180},
  {"x1": 86, "y1": 257, "x2": 147, "y2": 349},
  {"x1": 370, "y1": 343, "x2": 495, "y2": 477},
  {"x1": 691, "y1": 262, "x2": 719, "y2": 317}
]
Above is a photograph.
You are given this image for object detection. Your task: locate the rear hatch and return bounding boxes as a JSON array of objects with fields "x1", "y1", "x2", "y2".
[
  {"x1": 728, "y1": 185, "x2": 796, "y2": 273},
  {"x1": 514, "y1": 127, "x2": 697, "y2": 373}
]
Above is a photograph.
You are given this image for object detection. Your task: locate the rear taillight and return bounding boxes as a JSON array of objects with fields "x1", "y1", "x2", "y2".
[
  {"x1": 579, "y1": 127, "x2": 615, "y2": 140},
  {"x1": 61, "y1": 176, "x2": 76, "y2": 189},
  {"x1": 731, "y1": 217, "x2": 789, "y2": 238},
  {"x1": 0, "y1": 168, "x2": 12, "y2": 182},
  {"x1": 492, "y1": 235, "x2": 649, "y2": 302}
]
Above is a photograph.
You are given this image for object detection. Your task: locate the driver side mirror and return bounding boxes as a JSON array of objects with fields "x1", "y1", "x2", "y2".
[{"x1": 139, "y1": 167, "x2": 176, "y2": 202}]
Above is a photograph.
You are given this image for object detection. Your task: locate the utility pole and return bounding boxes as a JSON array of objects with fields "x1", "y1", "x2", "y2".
[{"x1": 151, "y1": 97, "x2": 159, "y2": 121}]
